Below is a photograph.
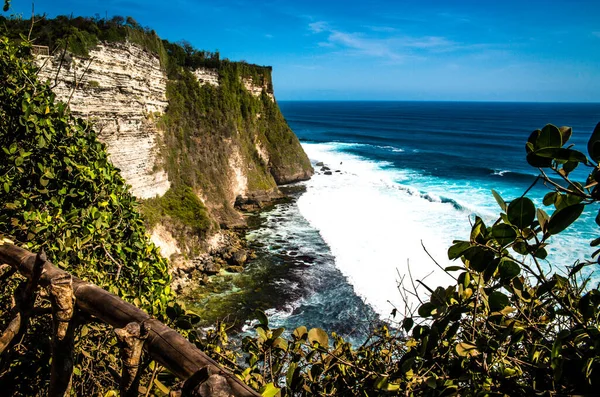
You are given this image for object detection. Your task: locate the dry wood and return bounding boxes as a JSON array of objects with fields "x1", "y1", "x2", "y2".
[
  {"x1": 0, "y1": 243, "x2": 260, "y2": 397},
  {"x1": 0, "y1": 250, "x2": 45, "y2": 355},
  {"x1": 116, "y1": 321, "x2": 149, "y2": 397},
  {"x1": 48, "y1": 273, "x2": 75, "y2": 397}
]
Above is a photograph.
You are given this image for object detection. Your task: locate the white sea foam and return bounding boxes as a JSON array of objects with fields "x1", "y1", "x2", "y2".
[
  {"x1": 298, "y1": 143, "x2": 475, "y2": 316},
  {"x1": 298, "y1": 142, "x2": 599, "y2": 318}
]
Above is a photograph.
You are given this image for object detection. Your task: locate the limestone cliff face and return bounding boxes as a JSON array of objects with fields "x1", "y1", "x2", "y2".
[
  {"x1": 34, "y1": 40, "x2": 313, "y2": 268},
  {"x1": 35, "y1": 42, "x2": 170, "y2": 199}
]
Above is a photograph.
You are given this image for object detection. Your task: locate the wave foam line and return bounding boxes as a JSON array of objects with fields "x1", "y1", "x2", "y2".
[{"x1": 298, "y1": 143, "x2": 471, "y2": 316}]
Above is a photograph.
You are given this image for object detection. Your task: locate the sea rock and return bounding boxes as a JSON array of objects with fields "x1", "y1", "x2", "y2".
[
  {"x1": 194, "y1": 257, "x2": 221, "y2": 275},
  {"x1": 316, "y1": 161, "x2": 324, "y2": 166},
  {"x1": 324, "y1": 171, "x2": 332, "y2": 175},
  {"x1": 232, "y1": 249, "x2": 248, "y2": 266},
  {"x1": 225, "y1": 265, "x2": 244, "y2": 273},
  {"x1": 321, "y1": 166, "x2": 330, "y2": 171}
]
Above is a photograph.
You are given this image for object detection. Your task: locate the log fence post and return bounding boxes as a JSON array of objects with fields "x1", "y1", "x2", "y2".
[
  {"x1": 0, "y1": 243, "x2": 261, "y2": 397},
  {"x1": 0, "y1": 249, "x2": 45, "y2": 356},
  {"x1": 115, "y1": 321, "x2": 150, "y2": 397},
  {"x1": 47, "y1": 273, "x2": 76, "y2": 397}
]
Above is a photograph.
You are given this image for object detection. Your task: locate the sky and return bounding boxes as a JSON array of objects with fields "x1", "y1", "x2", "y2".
[{"x1": 3, "y1": 0, "x2": 600, "y2": 102}]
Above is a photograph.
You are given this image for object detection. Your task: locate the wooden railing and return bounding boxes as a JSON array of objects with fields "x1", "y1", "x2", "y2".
[{"x1": 0, "y1": 242, "x2": 260, "y2": 397}]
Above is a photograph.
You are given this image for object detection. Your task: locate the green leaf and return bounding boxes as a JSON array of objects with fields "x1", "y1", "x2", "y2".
[
  {"x1": 491, "y1": 223, "x2": 516, "y2": 246},
  {"x1": 534, "y1": 147, "x2": 587, "y2": 163},
  {"x1": 463, "y1": 246, "x2": 495, "y2": 272},
  {"x1": 499, "y1": 259, "x2": 520, "y2": 280},
  {"x1": 526, "y1": 129, "x2": 541, "y2": 153},
  {"x1": 492, "y1": 189, "x2": 507, "y2": 212},
  {"x1": 547, "y1": 204, "x2": 584, "y2": 235},
  {"x1": 426, "y1": 376, "x2": 437, "y2": 389},
  {"x1": 537, "y1": 208, "x2": 549, "y2": 232},
  {"x1": 402, "y1": 317, "x2": 414, "y2": 332},
  {"x1": 308, "y1": 328, "x2": 328, "y2": 347},
  {"x1": 534, "y1": 247, "x2": 548, "y2": 259},
  {"x1": 448, "y1": 241, "x2": 471, "y2": 260},
  {"x1": 286, "y1": 363, "x2": 298, "y2": 388},
  {"x1": 456, "y1": 342, "x2": 479, "y2": 357},
  {"x1": 559, "y1": 126, "x2": 572, "y2": 144},
  {"x1": 526, "y1": 151, "x2": 552, "y2": 168},
  {"x1": 293, "y1": 326, "x2": 307, "y2": 340},
  {"x1": 507, "y1": 197, "x2": 535, "y2": 229},
  {"x1": 489, "y1": 291, "x2": 510, "y2": 311},
  {"x1": 255, "y1": 309, "x2": 268, "y2": 327},
  {"x1": 153, "y1": 378, "x2": 170, "y2": 394},
  {"x1": 271, "y1": 327, "x2": 284, "y2": 340},
  {"x1": 14, "y1": 156, "x2": 23, "y2": 166},
  {"x1": 587, "y1": 122, "x2": 600, "y2": 163},
  {"x1": 537, "y1": 124, "x2": 562, "y2": 149},
  {"x1": 418, "y1": 302, "x2": 436, "y2": 317},
  {"x1": 562, "y1": 160, "x2": 578, "y2": 175}
]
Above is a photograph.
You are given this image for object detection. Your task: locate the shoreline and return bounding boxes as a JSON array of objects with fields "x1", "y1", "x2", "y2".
[{"x1": 173, "y1": 182, "x2": 379, "y2": 342}]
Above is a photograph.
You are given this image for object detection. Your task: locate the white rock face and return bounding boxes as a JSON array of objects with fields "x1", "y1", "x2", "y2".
[
  {"x1": 193, "y1": 68, "x2": 219, "y2": 86},
  {"x1": 242, "y1": 77, "x2": 274, "y2": 101},
  {"x1": 35, "y1": 42, "x2": 170, "y2": 199},
  {"x1": 150, "y1": 224, "x2": 181, "y2": 259},
  {"x1": 228, "y1": 144, "x2": 248, "y2": 200}
]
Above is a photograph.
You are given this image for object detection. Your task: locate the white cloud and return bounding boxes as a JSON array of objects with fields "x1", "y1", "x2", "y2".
[
  {"x1": 309, "y1": 21, "x2": 329, "y2": 33},
  {"x1": 308, "y1": 21, "x2": 459, "y2": 62}
]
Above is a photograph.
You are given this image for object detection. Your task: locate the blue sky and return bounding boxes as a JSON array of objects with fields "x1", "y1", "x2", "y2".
[{"x1": 4, "y1": 0, "x2": 600, "y2": 101}]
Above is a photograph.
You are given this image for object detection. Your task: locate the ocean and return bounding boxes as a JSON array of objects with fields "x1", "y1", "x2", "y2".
[{"x1": 191, "y1": 101, "x2": 600, "y2": 344}]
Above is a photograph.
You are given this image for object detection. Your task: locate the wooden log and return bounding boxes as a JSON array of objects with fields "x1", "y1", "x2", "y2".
[
  {"x1": 47, "y1": 273, "x2": 76, "y2": 397},
  {"x1": 0, "y1": 243, "x2": 260, "y2": 397},
  {"x1": 115, "y1": 321, "x2": 149, "y2": 397},
  {"x1": 0, "y1": 250, "x2": 46, "y2": 355}
]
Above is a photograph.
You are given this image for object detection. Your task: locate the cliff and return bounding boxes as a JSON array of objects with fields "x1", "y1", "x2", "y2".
[
  {"x1": 25, "y1": 20, "x2": 313, "y2": 279},
  {"x1": 35, "y1": 42, "x2": 170, "y2": 199}
]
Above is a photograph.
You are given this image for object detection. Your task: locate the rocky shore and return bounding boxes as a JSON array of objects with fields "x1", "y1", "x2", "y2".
[{"x1": 170, "y1": 229, "x2": 254, "y2": 293}]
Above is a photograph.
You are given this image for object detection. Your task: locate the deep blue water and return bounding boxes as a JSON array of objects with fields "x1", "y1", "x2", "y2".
[
  {"x1": 280, "y1": 101, "x2": 600, "y2": 188},
  {"x1": 276, "y1": 101, "x2": 600, "y2": 318},
  {"x1": 194, "y1": 101, "x2": 600, "y2": 344}
]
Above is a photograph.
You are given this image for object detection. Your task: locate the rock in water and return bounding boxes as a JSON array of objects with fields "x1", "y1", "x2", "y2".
[{"x1": 232, "y1": 249, "x2": 248, "y2": 266}]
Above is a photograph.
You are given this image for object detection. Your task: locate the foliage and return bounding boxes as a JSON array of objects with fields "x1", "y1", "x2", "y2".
[
  {"x1": 0, "y1": 36, "x2": 187, "y2": 395},
  {"x1": 140, "y1": 185, "x2": 212, "y2": 233},
  {"x1": 197, "y1": 123, "x2": 600, "y2": 396}
]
